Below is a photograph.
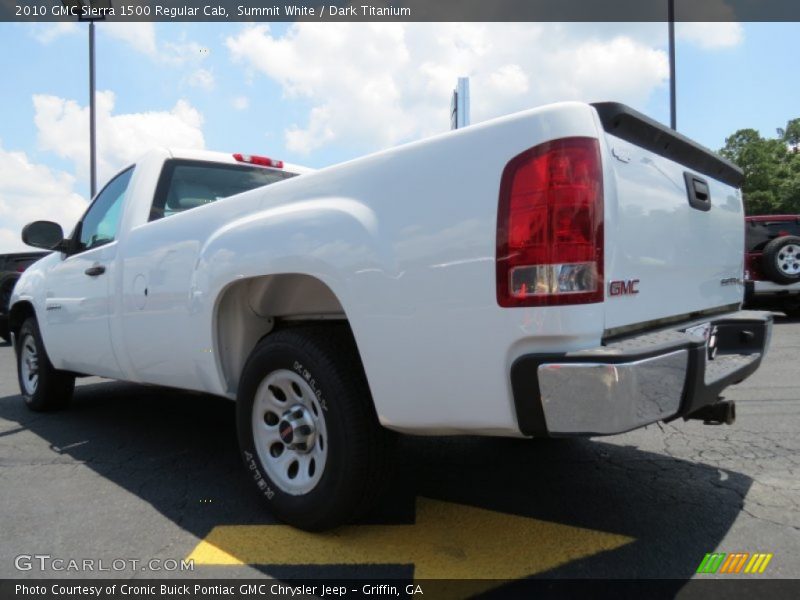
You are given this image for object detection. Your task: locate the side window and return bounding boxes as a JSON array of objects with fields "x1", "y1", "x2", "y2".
[
  {"x1": 149, "y1": 160, "x2": 295, "y2": 222},
  {"x1": 746, "y1": 222, "x2": 771, "y2": 252},
  {"x1": 77, "y1": 168, "x2": 134, "y2": 252},
  {"x1": 747, "y1": 220, "x2": 800, "y2": 253},
  {"x1": 768, "y1": 222, "x2": 800, "y2": 238}
]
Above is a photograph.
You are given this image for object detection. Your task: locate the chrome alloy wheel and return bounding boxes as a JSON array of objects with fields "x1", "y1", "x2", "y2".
[
  {"x1": 251, "y1": 369, "x2": 328, "y2": 495},
  {"x1": 777, "y1": 244, "x2": 800, "y2": 276},
  {"x1": 20, "y1": 334, "x2": 39, "y2": 395}
]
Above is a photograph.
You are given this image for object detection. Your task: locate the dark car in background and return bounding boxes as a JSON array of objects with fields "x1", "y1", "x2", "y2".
[
  {"x1": 0, "y1": 251, "x2": 48, "y2": 342},
  {"x1": 744, "y1": 215, "x2": 800, "y2": 317}
]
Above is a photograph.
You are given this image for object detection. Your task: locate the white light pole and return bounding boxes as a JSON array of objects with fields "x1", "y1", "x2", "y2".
[{"x1": 450, "y1": 77, "x2": 470, "y2": 130}]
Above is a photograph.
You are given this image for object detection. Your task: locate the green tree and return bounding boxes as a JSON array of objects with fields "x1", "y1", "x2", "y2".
[
  {"x1": 720, "y1": 119, "x2": 800, "y2": 215},
  {"x1": 777, "y1": 118, "x2": 800, "y2": 148}
]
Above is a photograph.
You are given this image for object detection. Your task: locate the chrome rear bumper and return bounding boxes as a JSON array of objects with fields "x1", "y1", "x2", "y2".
[{"x1": 510, "y1": 310, "x2": 772, "y2": 437}]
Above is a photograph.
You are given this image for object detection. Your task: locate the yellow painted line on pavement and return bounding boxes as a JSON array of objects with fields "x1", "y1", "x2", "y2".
[{"x1": 187, "y1": 497, "x2": 633, "y2": 580}]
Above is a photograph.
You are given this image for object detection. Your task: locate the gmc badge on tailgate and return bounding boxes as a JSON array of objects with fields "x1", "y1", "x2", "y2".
[{"x1": 609, "y1": 279, "x2": 640, "y2": 296}]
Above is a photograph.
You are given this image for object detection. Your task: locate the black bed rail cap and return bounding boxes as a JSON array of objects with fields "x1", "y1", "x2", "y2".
[{"x1": 591, "y1": 102, "x2": 744, "y2": 188}]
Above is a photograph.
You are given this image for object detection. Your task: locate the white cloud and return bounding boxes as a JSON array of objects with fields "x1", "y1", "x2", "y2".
[
  {"x1": 33, "y1": 92, "x2": 205, "y2": 183},
  {"x1": 101, "y1": 23, "x2": 158, "y2": 56},
  {"x1": 232, "y1": 96, "x2": 250, "y2": 110},
  {"x1": 187, "y1": 68, "x2": 215, "y2": 90},
  {"x1": 677, "y1": 22, "x2": 744, "y2": 49},
  {"x1": 226, "y1": 23, "x2": 671, "y2": 155},
  {"x1": 98, "y1": 23, "x2": 209, "y2": 66},
  {"x1": 162, "y1": 39, "x2": 208, "y2": 66},
  {"x1": 31, "y1": 22, "x2": 80, "y2": 45},
  {"x1": 1, "y1": 93, "x2": 205, "y2": 252},
  {"x1": 0, "y1": 142, "x2": 87, "y2": 254},
  {"x1": 487, "y1": 65, "x2": 529, "y2": 97},
  {"x1": 285, "y1": 106, "x2": 336, "y2": 155}
]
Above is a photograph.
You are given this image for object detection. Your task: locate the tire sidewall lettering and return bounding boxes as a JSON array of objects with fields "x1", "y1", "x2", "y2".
[
  {"x1": 242, "y1": 449, "x2": 276, "y2": 500},
  {"x1": 293, "y1": 360, "x2": 328, "y2": 412}
]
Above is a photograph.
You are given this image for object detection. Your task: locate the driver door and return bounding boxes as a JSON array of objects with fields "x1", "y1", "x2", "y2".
[{"x1": 43, "y1": 168, "x2": 133, "y2": 377}]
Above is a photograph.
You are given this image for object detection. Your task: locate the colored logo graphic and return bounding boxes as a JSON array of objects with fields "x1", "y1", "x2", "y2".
[{"x1": 696, "y1": 552, "x2": 773, "y2": 574}]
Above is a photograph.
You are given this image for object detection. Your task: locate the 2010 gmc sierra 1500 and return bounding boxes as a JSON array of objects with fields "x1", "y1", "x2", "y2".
[{"x1": 9, "y1": 101, "x2": 772, "y2": 530}]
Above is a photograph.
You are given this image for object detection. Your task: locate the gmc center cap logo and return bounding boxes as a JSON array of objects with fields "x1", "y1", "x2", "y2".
[
  {"x1": 609, "y1": 279, "x2": 640, "y2": 296},
  {"x1": 279, "y1": 421, "x2": 294, "y2": 444}
]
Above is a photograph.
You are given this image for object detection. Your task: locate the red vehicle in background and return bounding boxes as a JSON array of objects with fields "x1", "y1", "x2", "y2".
[
  {"x1": 745, "y1": 214, "x2": 800, "y2": 317},
  {"x1": 0, "y1": 251, "x2": 48, "y2": 342}
]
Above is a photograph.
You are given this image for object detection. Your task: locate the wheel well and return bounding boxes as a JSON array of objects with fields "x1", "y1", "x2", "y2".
[
  {"x1": 215, "y1": 274, "x2": 348, "y2": 394},
  {"x1": 8, "y1": 300, "x2": 35, "y2": 339}
]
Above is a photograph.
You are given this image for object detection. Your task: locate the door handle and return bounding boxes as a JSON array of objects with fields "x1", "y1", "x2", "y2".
[
  {"x1": 684, "y1": 172, "x2": 711, "y2": 212},
  {"x1": 84, "y1": 265, "x2": 106, "y2": 277}
]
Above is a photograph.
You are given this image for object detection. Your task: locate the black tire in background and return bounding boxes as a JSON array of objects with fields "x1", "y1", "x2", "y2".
[
  {"x1": 16, "y1": 317, "x2": 75, "y2": 411},
  {"x1": 237, "y1": 324, "x2": 394, "y2": 531},
  {"x1": 762, "y1": 235, "x2": 800, "y2": 285}
]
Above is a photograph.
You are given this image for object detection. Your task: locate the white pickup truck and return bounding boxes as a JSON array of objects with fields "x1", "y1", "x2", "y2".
[{"x1": 10, "y1": 101, "x2": 772, "y2": 530}]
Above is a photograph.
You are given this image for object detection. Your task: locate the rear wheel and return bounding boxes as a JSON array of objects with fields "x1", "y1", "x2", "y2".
[
  {"x1": 762, "y1": 236, "x2": 800, "y2": 284},
  {"x1": 237, "y1": 324, "x2": 393, "y2": 530},
  {"x1": 16, "y1": 317, "x2": 75, "y2": 411}
]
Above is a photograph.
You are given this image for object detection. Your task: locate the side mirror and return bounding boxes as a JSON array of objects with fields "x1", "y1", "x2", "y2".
[{"x1": 21, "y1": 221, "x2": 66, "y2": 251}]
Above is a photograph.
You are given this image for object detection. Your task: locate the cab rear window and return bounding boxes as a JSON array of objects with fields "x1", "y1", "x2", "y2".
[
  {"x1": 746, "y1": 220, "x2": 800, "y2": 252},
  {"x1": 150, "y1": 160, "x2": 296, "y2": 221}
]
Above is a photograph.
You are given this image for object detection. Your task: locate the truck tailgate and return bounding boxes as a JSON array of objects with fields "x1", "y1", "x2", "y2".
[{"x1": 593, "y1": 103, "x2": 745, "y2": 334}]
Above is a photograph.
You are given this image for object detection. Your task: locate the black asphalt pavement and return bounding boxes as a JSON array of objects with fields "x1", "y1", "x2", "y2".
[{"x1": 0, "y1": 316, "x2": 798, "y2": 588}]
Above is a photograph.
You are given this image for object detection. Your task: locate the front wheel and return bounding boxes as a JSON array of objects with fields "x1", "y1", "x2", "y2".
[
  {"x1": 16, "y1": 317, "x2": 75, "y2": 411},
  {"x1": 237, "y1": 324, "x2": 393, "y2": 531}
]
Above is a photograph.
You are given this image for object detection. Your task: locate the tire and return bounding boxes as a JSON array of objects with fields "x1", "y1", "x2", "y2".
[
  {"x1": 16, "y1": 317, "x2": 75, "y2": 411},
  {"x1": 762, "y1": 236, "x2": 800, "y2": 284},
  {"x1": 0, "y1": 320, "x2": 9, "y2": 344},
  {"x1": 237, "y1": 324, "x2": 393, "y2": 530}
]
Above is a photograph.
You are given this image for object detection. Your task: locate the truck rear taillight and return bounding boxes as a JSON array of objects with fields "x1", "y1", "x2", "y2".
[
  {"x1": 496, "y1": 137, "x2": 604, "y2": 307},
  {"x1": 233, "y1": 153, "x2": 284, "y2": 169}
]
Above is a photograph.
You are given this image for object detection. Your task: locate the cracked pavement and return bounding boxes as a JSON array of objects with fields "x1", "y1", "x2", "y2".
[{"x1": 0, "y1": 316, "x2": 798, "y2": 582}]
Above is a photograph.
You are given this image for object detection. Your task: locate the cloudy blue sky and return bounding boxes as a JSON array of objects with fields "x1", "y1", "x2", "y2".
[{"x1": 1, "y1": 21, "x2": 799, "y2": 252}]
